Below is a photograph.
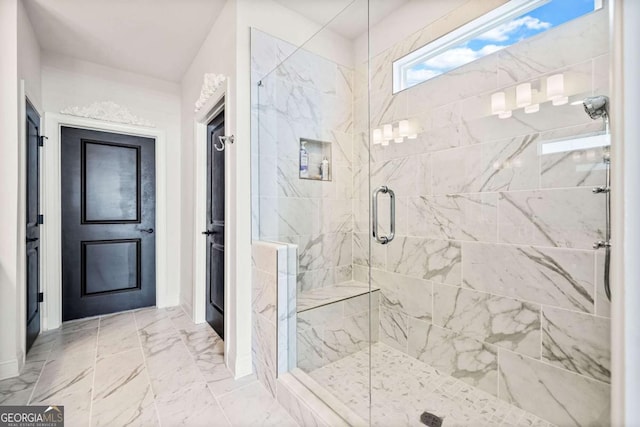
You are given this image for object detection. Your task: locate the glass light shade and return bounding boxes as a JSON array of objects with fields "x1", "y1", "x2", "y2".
[
  {"x1": 407, "y1": 134, "x2": 417, "y2": 139},
  {"x1": 516, "y1": 83, "x2": 532, "y2": 108},
  {"x1": 547, "y1": 74, "x2": 564, "y2": 100},
  {"x1": 524, "y1": 104, "x2": 540, "y2": 114},
  {"x1": 498, "y1": 110, "x2": 512, "y2": 119},
  {"x1": 398, "y1": 120, "x2": 410, "y2": 137},
  {"x1": 373, "y1": 128, "x2": 382, "y2": 145},
  {"x1": 491, "y1": 92, "x2": 506, "y2": 115},
  {"x1": 383, "y1": 124, "x2": 393, "y2": 140}
]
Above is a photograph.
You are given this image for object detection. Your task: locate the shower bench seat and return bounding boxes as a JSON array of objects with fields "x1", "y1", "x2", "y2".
[{"x1": 297, "y1": 280, "x2": 380, "y2": 313}]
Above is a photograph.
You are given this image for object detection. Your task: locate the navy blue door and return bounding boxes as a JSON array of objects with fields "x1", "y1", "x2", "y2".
[
  {"x1": 205, "y1": 112, "x2": 225, "y2": 338},
  {"x1": 61, "y1": 127, "x2": 156, "y2": 321},
  {"x1": 26, "y1": 100, "x2": 41, "y2": 352}
]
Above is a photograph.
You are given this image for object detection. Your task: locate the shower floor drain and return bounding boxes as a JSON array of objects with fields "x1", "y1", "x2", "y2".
[{"x1": 420, "y1": 411, "x2": 443, "y2": 427}]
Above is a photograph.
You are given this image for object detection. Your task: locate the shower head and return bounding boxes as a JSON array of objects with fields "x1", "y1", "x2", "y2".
[{"x1": 583, "y1": 95, "x2": 609, "y2": 120}]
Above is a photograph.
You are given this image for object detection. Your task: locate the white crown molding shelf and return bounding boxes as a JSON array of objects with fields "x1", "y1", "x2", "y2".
[
  {"x1": 194, "y1": 73, "x2": 226, "y2": 113},
  {"x1": 60, "y1": 101, "x2": 155, "y2": 127}
]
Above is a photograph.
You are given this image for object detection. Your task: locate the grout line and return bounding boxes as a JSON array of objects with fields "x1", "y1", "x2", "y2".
[
  {"x1": 133, "y1": 310, "x2": 163, "y2": 427},
  {"x1": 88, "y1": 316, "x2": 101, "y2": 427},
  {"x1": 25, "y1": 340, "x2": 54, "y2": 405}
]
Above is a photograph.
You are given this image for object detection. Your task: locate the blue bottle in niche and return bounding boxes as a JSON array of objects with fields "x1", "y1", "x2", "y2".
[{"x1": 300, "y1": 142, "x2": 309, "y2": 178}]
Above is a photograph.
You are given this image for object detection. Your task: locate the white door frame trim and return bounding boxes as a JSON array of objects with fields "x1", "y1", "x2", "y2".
[
  {"x1": 192, "y1": 79, "x2": 231, "y2": 365},
  {"x1": 41, "y1": 113, "x2": 168, "y2": 330}
]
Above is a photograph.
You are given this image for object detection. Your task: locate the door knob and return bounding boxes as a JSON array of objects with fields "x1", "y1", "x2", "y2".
[
  {"x1": 202, "y1": 230, "x2": 215, "y2": 235},
  {"x1": 26, "y1": 237, "x2": 39, "y2": 242},
  {"x1": 140, "y1": 228, "x2": 154, "y2": 234}
]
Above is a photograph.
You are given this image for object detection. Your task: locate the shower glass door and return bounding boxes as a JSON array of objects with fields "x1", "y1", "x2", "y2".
[
  {"x1": 366, "y1": 0, "x2": 612, "y2": 425},
  {"x1": 251, "y1": 0, "x2": 374, "y2": 423},
  {"x1": 252, "y1": 0, "x2": 611, "y2": 425}
]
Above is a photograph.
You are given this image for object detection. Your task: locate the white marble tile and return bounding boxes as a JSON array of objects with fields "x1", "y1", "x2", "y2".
[
  {"x1": 408, "y1": 193, "x2": 498, "y2": 242},
  {"x1": 498, "y1": 349, "x2": 610, "y2": 427},
  {"x1": 156, "y1": 381, "x2": 229, "y2": 426},
  {"x1": 379, "y1": 307, "x2": 407, "y2": 353},
  {"x1": 218, "y1": 381, "x2": 298, "y2": 427},
  {"x1": 309, "y1": 342, "x2": 546, "y2": 427},
  {"x1": 371, "y1": 269, "x2": 432, "y2": 322},
  {"x1": 408, "y1": 319, "x2": 498, "y2": 396},
  {"x1": 463, "y1": 242, "x2": 595, "y2": 313},
  {"x1": 0, "y1": 359, "x2": 45, "y2": 405},
  {"x1": 479, "y1": 134, "x2": 540, "y2": 191},
  {"x1": 134, "y1": 307, "x2": 176, "y2": 338},
  {"x1": 60, "y1": 317, "x2": 100, "y2": 333},
  {"x1": 30, "y1": 352, "x2": 94, "y2": 427},
  {"x1": 324, "y1": 311, "x2": 371, "y2": 363},
  {"x1": 97, "y1": 312, "x2": 139, "y2": 358},
  {"x1": 387, "y1": 236, "x2": 462, "y2": 285},
  {"x1": 91, "y1": 349, "x2": 157, "y2": 427},
  {"x1": 431, "y1": 144, "x2": 483, "y2": 195},
  {"x1": 276, "y1": 379, "x2": 327, "y2": 427},
  {"x1": 253, "y1": 268, "x2": 277, "y2": 323},
  {"x1": 433, "y1": 284, "x2": 541, "y2": 358},
  {"x1": 353, "y1": 232, "x2": 386, "y2": 270},
  {"x1": 298, "y1": 232, "x2": 351, "y2": 273},
  {"x1": 496, "y1": 8, "x2": 608, "y2": 85},
  {"x1": 498, "y1": 188, "x2": 605, "y2": 249},
  {"x1": 541, "y1": 307, "x2": 610, "y2": 383},
  {"x1": 297, "y1": 282, "x2": 373, "y2": 313},
  {"x1": 253, "y1": 314, "x2": 277, "y2": 390},
  {"x1": 141, "y1": 331, "x2": 203, "y2": 399},
  {"x1": 276, "y1": 44, "x2": 338, "y2": 95},
  {"x1": 49, "y1": 326, "x2": 98, "y2": 359},
  {"x1": 259, "y1": 197, "x2": 320, "y2": 237},
  {"x1": 406, "y1": 54, "x2": 498, "y2": 114}
]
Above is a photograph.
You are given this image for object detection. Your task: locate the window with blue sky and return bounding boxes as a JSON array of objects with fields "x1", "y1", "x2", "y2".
[{"x1": 394, "y1": 0, "x2": 600, "y2": 92}]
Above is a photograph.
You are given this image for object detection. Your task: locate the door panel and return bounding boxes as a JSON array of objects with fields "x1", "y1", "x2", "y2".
[
  {"x1": 25, "y1": 99, "x2": 41, "y2": 352},
  {"x1": 83, "y1": 142, "x2": 140, "y2": 222},
  {"x1": 61, "y1": 127, "x2": 155, "y2": 321},
  {"x1": 205, "y1": 112, "x2": 225, "y2": 338}
]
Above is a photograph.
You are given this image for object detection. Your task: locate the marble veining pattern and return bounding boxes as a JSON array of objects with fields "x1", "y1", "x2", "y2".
[
  {"x1": 541, "y1": 307, "x2": 611, "y2": 383},
  {"x1": 433, "y1": 284, "x2": 541, "y2": 358},
  {"x1": 0, "y1": 308, "x2": 296, "y2": 426},
  {"x1": 310, "y1": 343, "x2": 554, "y2": 427}
]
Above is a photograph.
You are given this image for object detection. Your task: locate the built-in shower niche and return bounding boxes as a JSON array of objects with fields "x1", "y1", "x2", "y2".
[{"x1": 299, "y1": 138, "x2": 332, "y2": 181}]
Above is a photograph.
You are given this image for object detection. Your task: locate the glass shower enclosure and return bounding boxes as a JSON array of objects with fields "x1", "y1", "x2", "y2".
[{"x1": 251, "y1": 0, "x2": 612, "y2": 425}]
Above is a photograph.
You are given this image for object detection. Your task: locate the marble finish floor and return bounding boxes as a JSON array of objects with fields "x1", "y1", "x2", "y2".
[
  {"x1": 309, "y1": 342, "x2": 555, "y2": 427},
  {"x1": 0, "y1": 307, "x2": 297, "y2": 427}
]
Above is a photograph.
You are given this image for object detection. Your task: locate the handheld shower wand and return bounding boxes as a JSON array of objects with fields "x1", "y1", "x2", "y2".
[{"x1": 583, "y1": 95, "x2": 611, "y2": 301}]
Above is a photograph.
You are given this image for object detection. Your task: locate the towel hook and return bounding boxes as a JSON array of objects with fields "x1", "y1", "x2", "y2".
[{"x1": 215, "y1": 135, "x2": 235, "y2": 151}]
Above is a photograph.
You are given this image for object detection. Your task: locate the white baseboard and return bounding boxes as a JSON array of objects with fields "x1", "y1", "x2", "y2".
[
  {"x1": 233, "y1": 352, "x2": 253, "y2": 379},
  {"x1": 0, "y1": 358, "x2": 20, "y2": 381}
]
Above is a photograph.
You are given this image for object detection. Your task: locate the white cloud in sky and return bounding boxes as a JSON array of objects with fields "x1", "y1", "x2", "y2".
[
  {"x1": 423, "y1": 44, "x2": 505, "y2": 70},
  {"x1": 477, "y1": 16, "x2": 551, "y2": 42},
  {"x1": 406, "y1": 68, "x2": 442, "y2": 84}
]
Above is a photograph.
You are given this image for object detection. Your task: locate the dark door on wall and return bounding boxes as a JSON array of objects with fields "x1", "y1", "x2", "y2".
[
  {"x1": 26, "y1": 100, "x2": 41, "y2": 353},
  {"x1": 205, "y1": 112, "x2": 225, "y2": 338},
  {"x1": 61, "y1": 127, "x2": 156, "y2": 321}
]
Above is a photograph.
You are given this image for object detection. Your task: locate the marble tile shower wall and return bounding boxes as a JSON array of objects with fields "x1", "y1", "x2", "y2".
[
  {"x1": 251, "y1": 29, "x2": 355, "y2": 294},
  {"x1": 352, "y1": 7, "x2": 612, "y2": 426}
]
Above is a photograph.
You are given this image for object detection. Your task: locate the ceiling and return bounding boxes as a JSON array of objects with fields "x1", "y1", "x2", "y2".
[
  {"x1": 23, "y1": 0, "x2": 227, "y2": 82},
  {"x1": 273, "y1": 0, "x2": 409, "y2": 40}
]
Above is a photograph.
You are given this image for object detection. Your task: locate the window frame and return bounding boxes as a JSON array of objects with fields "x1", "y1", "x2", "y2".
[{"x1": 392, "y1": 0, "x2": 602, "y2": 93}]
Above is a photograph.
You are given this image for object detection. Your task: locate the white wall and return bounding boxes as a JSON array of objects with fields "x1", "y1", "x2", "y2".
[
  {"x1": 41, "y1": 52, "x2": 183, "y2": 307},
  {"x1": 15, "y1": 0, "x2": 42, "y2": 378},
  {"x1": 0, "y1": 0, "x2": 21, "y2": 381},
  {"x1": 18, "y1": 0, "x2": 41, "y2": 111},
  {"x1": 180, "y1": 0, "x2": 241, "y2": 372}
]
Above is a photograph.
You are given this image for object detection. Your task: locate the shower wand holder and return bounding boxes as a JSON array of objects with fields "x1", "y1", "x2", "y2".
[{"x1": 593, "y1": 240, "x2": 611, "y2": 249}]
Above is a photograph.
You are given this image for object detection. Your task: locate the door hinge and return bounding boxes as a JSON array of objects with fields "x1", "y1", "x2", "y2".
[
  {"x1": 38, "y1": 135, "x2": 48, "y2": 147},
  {"x1": 37, "y1": 292, "x2": 44, "y2": 303},
  {"x1": 37, "y1": 214, "x2": 44, "y2": 225}
]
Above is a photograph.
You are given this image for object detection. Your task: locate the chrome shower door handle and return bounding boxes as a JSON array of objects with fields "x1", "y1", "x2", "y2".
[{"x1": 372, "y1": 185, "x2": 395, "y2": 245}]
